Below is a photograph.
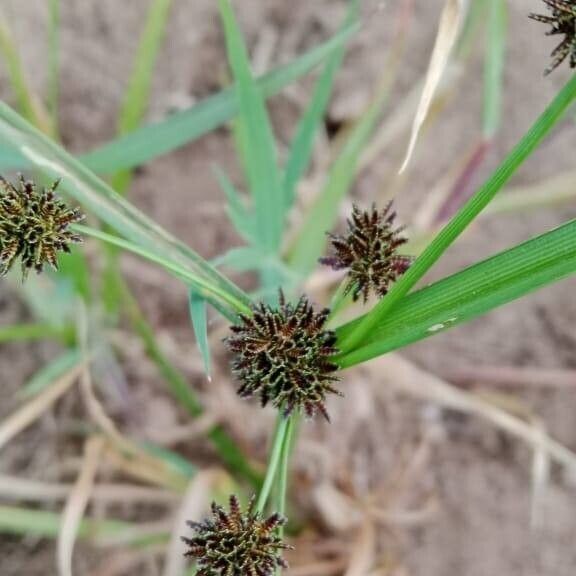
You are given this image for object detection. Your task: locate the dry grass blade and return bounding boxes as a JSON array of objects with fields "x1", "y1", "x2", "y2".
[
  {"x1": 344, "y1": 520, "x2": 376, "y2": 576},
  {"x1": 369, "y1": 355, "x2": 576, "y2": 474},
  {"x1": 0, "y1": 363, "x2": 83, "y2": 450},
  {"x1": 0, "y1": 475, "x2": 177, "y2": 504},
  {"x1": 162, "y1": 470, "x2": 216, "y2": 576},
  {"x1": 79, "y1": 362, "x2": 188, "y2": 492},
  {"x1": 399, "y1": 0, "x2": 466, "y2": 172},
  {"x1": 530, "y1": 419, "x2": 551, "y2": 529},
  {"x1": 57, "y1": 436, "x2": 104, "y2": 576}
]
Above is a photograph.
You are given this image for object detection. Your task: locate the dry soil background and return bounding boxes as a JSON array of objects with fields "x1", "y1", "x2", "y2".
[{"x1": 1, "y1": 1, "x2": 576, "y2": 575}]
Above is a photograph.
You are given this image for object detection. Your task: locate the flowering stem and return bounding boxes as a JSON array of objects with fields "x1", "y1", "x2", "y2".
[
  {"x1": 256, "y1": 415, "x2": 290, "y2": 514},
  {"x1": 275, "y1": 415, "x2": 295, "y2": 547}
]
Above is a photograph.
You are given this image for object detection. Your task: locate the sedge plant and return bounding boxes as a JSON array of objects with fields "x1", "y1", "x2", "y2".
[{"x1": 1, "y1": 0, "x2": 576, "y2": 573}]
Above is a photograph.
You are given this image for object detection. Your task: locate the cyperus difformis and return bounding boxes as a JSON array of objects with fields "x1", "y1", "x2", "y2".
[
  {"x1": 320, "y1": 203, "x2": 412, "y2": 303},
  {"x1": 225, "y1": 292, "x2": 340, "y2": 421},
  {"x1": 0, "y1": 175, "x2": 84, "y2": 277},
  {"x1": 182, "y1": 494, "x2": 291, "y2": 576},
  {"x1": 529, "y1": 0, "x2": 576, "y2": 74}
]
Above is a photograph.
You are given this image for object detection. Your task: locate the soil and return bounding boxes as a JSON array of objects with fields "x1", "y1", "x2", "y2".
[{"x1": 1, "y1": 0, "x2": 576, "y2": 575}]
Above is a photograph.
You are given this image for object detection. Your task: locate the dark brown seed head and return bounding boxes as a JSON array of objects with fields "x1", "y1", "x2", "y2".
[
  {"x1": 0, "y1": 175, "x2": 84, "y2": 278},
  {"x1": 182, "y1": 494, "x2": 292, "y2": 576},
  {"x1": 225, "y1": 292, "x2": 341, "y2": 421},
  {"x1": 320, "y1": 203, "x2": 412, "y2": 303},
  {"x1": 529, "y1": 0, "x2": 576, "y2": 74}
]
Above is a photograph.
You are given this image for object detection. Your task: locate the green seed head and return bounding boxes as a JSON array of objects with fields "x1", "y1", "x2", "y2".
[
  {"x1": 0, "y1": 175, "x2": 84, "y2": 278},
  {"x1": 182, "y1": 494, "x2": 291, "y2": 576},
  {"x1": 529, "y1": 0, "x2": 576, "y2": 74},
  {"x1": 225, "y1": 292, "x2": 341, "y2": 421},
  {"x1": 320, "y1": 203, "x2": 412, "y2": 303}
]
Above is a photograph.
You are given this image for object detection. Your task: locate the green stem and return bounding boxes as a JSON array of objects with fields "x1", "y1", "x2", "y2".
[
  {"x1": 275, "y1": 416, "x2": 295, "y2": 537},
  {"x1": 256, "y1": 416, "x2": 290, "y2": 514},
  {"x1": 72, "y1": 223, "x2": 251, "y2": 318},
  {"x1": 338, "y1": 72, "x2": 576, "y2": 354}
]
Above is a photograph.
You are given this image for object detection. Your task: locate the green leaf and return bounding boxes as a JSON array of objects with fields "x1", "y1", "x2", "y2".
[
  {"x1": 288, "y1": 82, "x2": 391, "y2": 276},
  {"x1": 0, "y1": 323, "x2": 63, "y2": 344},
  {"x1": 75, "y1": 224, "x2": 249, "y2": 320},
  {"x1": 111, "y1": 0, "x2": 174, "y2": 195},
  {"x1": 188, "y1": 290, "x2": 211, "y2": 380},
  {"x1": 0, "y1": 505, "x2": 169, "y2": 546},
  {"x1": 340, "y1": 73, "x2": 576, "y2": 353},
  {"x1": 0, "y1": 15, "x2": 52, "y2": 135},
  {"x1": 213, "y1": 165, "x2": 255, "y2": 243},
  {"x1": 20, "y1": 350, "x2": 82, "y2": 398},
  {"x1": 282, "y1": 0, "x2": 360, "y2": 211},
  {"x1": 0, "y1": 102, "x2": 252, "y2": 318},
  {"x1": 335, "y1": 218, "x2": 576, "y2": 369},
  {"x1": 218, "y1": 0, "x2": 283, "y2": 256},
  {"x1": 80, "y1": 22, "x2": 357, "y2": 174}
]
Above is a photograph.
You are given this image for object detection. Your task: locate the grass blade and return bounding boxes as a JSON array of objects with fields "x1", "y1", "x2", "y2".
[
  {"x1": 188, "y1": 291, "x2": 211, "y2": 380},
  {"x1": 0, "y1": 505, "x2": 169, "y2": 546},
  {"x1": 335, "y1": 218, "x2": 576, "y2": 368},
  {"x1": 111, "y1": 0, "x2": 174, "y2": 195},
  {"x1": 213, "y1": 165, "x2": 256, "y2": 243},
  {"x1": 0, "y1": 364, "x2": 83, "y2": 450},
  {"x1": 340, "y1": 73, "x2": 576, "y2": 353},
  {"x1": 282, "y1": 0, "x2": 360, "y2": 211},
  {"x1": 400, "y1": 0, "x2": 466, "y2": 172},
  {"x1": 287, "y1": 84, "x2": 391, "y2": 276},
  {"x1": 0, "y1": 323, "x2": 64, "y2": 344},
  {"x1": 75, "y1": 224, "x2": 250, "y2": 318},
  {"x1": 218, "y1": 0, "x2": 283, "y2": 256},
  {"x1": 81, "y1": 22, "x2": 357, "y2": 174},
  {"x1": 20, "y1": 349, "x2": 82, "y2": 399},
  {"x1": 0, "y1": 102, "x2": 252, "y2": 317},
  {"x1": 58, "y1": 437, "x2": 104, "y2": 576},
  {"x1": 0, "y1": 14, "x2": 53, "y2": 135}
]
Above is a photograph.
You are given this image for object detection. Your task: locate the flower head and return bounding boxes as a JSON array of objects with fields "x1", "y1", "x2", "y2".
[
  {"x1": 529, "y1": 0, "x2": 576, "y2": 74},
  {"x1": 182, "y1": 494, "x2": 291, "y2": 576},
  {"x1": 225, "y1": 292, "x2": 340, "y2": 421},
  {"x1": 320, "y1": 203, "x2": 412, "y2": 303},
  {"x1": 0, "y1": 175, "x2": 84, "y2": 278}
]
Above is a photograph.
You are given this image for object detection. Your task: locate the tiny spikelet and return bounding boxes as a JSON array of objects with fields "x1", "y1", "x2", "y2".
[
  {"x1": 320, "y1": 203, "x2": 412, "y2": 303},
  {"x1": 225, "y1": 292, "x2": 341, "y2": 421},
  {"x1": 529, "y1": 0, "x2": 576, "y2": 74},
  {"x1": 182, "y1": 495, "x2": 292, "y2": 576},
  {"x1": 0, "y1": 175, "x2": 84, "y2": 278}
]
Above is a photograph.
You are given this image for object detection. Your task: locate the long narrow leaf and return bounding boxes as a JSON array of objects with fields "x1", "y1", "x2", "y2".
[
  {"x1": 340, "y1": 73, "x2": 576, "y2": 352},
  {"x1": 81, "y1": 23, "x2": 357, "y2": 174},
  {"x1": 288, "y1": 84, "x2": 391, "y2": 276},
  {"x1": 218, "y1": 0, "x2": 283, "y2": 255},
  {"x1": 0, "y1": 14, "x2": 52, "y2": 135},
  {"x1": 282, "y1": 0, "x2": 360, "y2": 211},
  {"x1": 112, "y1": 0, "x2": 174, "y2": 194},
  {"x1": 335, "y1": 219, "x2": 576, "y2": 368},
  {"x1": 188, "y1": 291, "x2": 211, "y2": 380},
  {"x1": 0, "y1": 102, "x2": 251, "y2": 317}
]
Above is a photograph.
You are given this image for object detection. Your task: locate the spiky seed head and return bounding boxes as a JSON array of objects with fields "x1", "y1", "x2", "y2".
[
  {"x1": 182, "y1": 494, "x2": 292, "y2": 576},
  {"x1": 320, "y1": 203, "x2": 412, "y2": 303},
  {"x1": 529, "y1": 0, "x2": 576, "y2": 74},
  {"x1": 0, "y1": 175, "x2": 84, "y2": 278},
  {"x1": 225, "y1": 292, "x2": 341, "y2": 421}
]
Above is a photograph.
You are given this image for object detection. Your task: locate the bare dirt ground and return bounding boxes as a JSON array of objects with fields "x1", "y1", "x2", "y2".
[{"x1": 1, "y1": 0, "x2": 576, "y2": 575}]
